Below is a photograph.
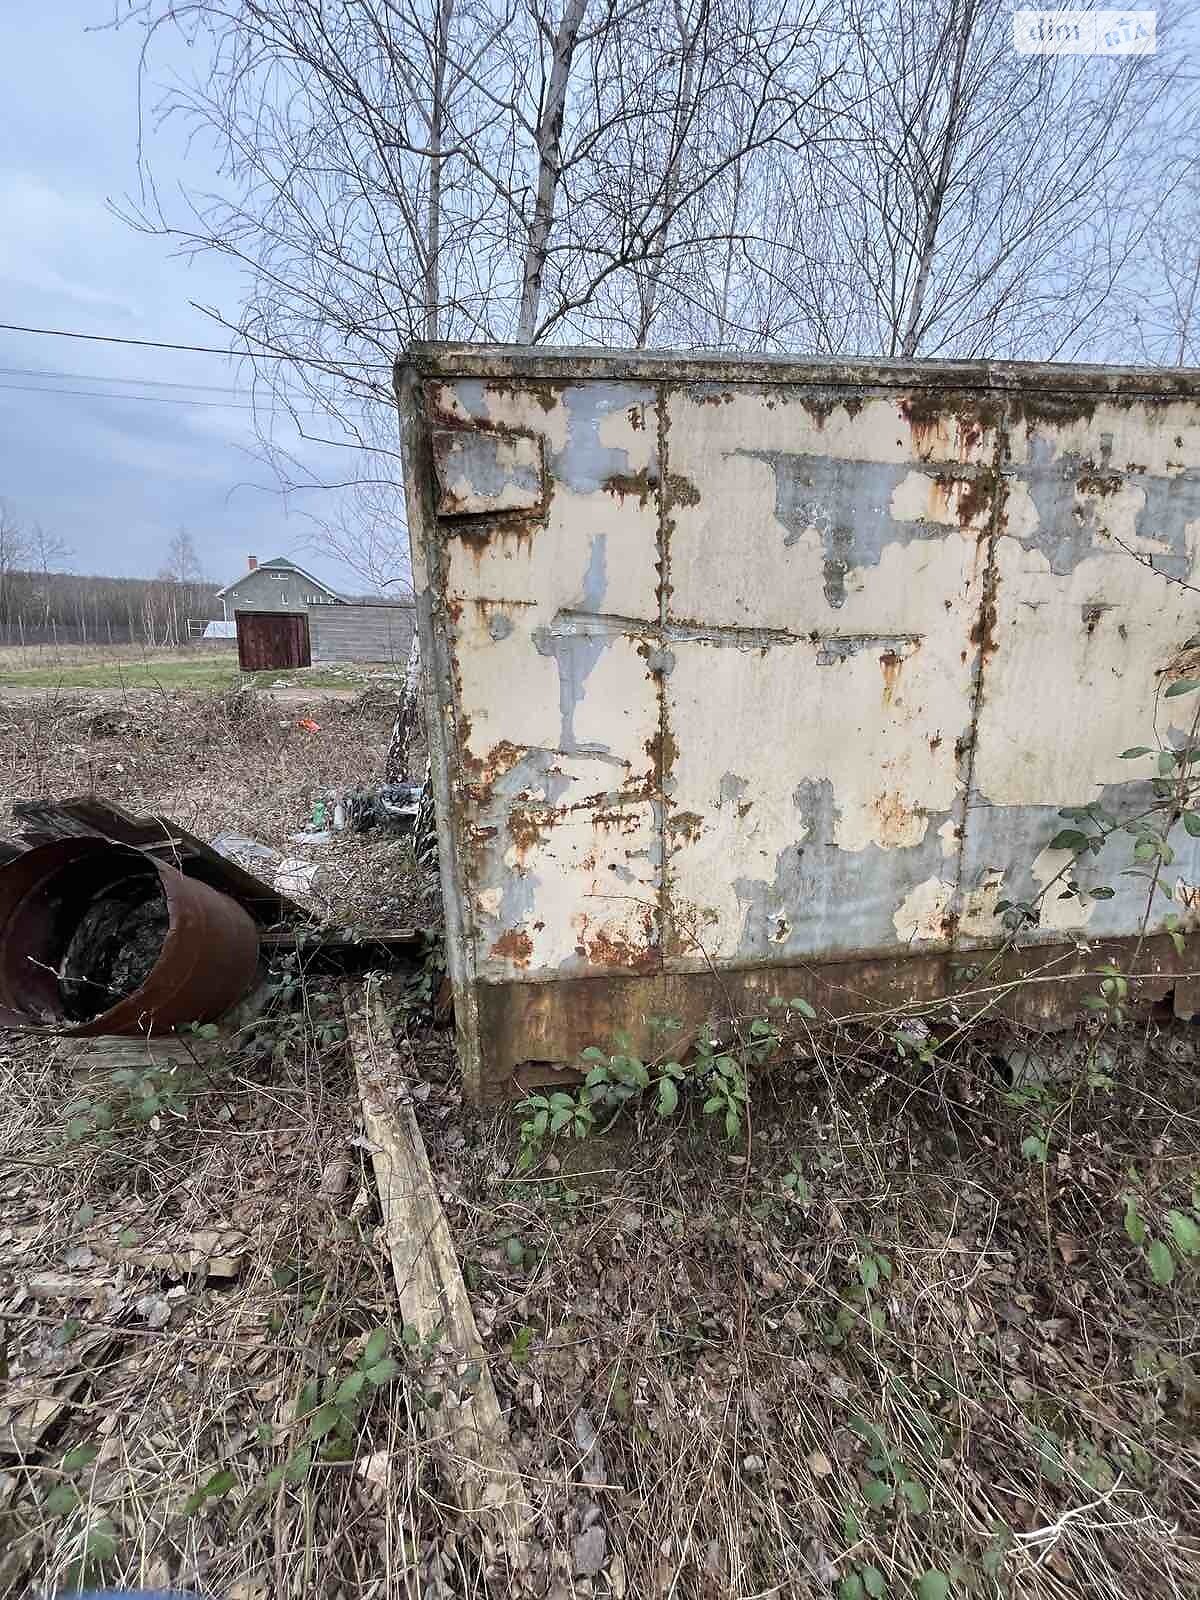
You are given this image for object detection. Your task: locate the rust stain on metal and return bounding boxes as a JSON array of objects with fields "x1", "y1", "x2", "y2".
[
  {"x1": 879, "y1": 649, "x2": 904, "y2": 704},
  {"x1": 428, "y1": 391, "x2": 474, "y2": 431},
  {"x1": 589, "y1": 805, "x2": 643, "y2": 834},
  {"x1": 580, "y1": 920, "x2": 658, "y2": 973},
  {"x1": 490, "y1": 928, "x2": 533, "y2": 966},
  {"x1": 507, "y1": 806, "x2": 550, "y2": 860},
  {"x1": 461, "y1": 737, "x2": 529, "y2": 784},
  {"x1": 451, "y1": 519, "x2": 541, "y2": 563},
  {"x1": 933, "y1": 468, "x2": 995, "y2": 529},
  {"x1": 645, "y1": 725, "x2": 679, "y2": 775},
  {"x1": 969, "y1": 594, "x2": 999, "y2": 658},
  {"x1": 797, "y1": 392, "x2": 871, "y2": 427},
  {"x1": 603, "y1": 466, "x2": 658, "y2": 506},
  {"x1": 666, "y1": 811, "x2": 704, "y2": 844},
  {"x1": 873, "y1": 790, "x2": 920, "y2": 845},
  {"x1": 471, "y1": 934, "x2": 1187, "y2": 1101},
  {"x1": 664, "y1": 472, "x2": 701, "y2": 508},
  {"x1": 1008, "y1": 391, "x2": 1098, "y2": 429},
  {"x1": 899, "y1": 393, "x2": 951, "y2": 457},
  {"x1": 798, "y1": 394, "x2": 839, "y2": 427},
  {"x1": 901, "y1": 394, "x2": 1004, "y2": 460},
  {"x1": 1076, "y1": 469, "x2": 1124, "y2": 496},
  {"x1": 478, "y1": 376, "x2": 560, "y2": 413}
]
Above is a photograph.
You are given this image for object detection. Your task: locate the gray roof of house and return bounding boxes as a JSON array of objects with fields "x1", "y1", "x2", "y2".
[{"x1": 216, "y1": 557, "x2": 345, "y2": 600}]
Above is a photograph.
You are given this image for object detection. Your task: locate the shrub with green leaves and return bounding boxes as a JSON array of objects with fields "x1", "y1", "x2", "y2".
[
  {"x1": 1123, "y1": 1189, "x2": 1200, "y2": 1287},
  {"x1": 513, "y1": 1006, "x2": 816, "y2": 1164},
  {"x1": 62, "y1": 1058, "x2": 204, "y2": 1144},
  {"x1": 189, "y1": 1326, "x2": 405, "y2": 1525},
  {"x1": 39, "y1": 1443, "x2": 116, "y2": 1589}
]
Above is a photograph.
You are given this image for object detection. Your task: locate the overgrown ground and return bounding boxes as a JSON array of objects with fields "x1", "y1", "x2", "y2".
[{"x1": 2, "y1": 690, "x2": 1200, "y2": 1598}]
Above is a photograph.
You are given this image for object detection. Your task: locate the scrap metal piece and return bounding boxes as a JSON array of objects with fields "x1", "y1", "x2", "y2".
[{"x1": 11, "y1": 794, "x2": 306, "y2": 925}]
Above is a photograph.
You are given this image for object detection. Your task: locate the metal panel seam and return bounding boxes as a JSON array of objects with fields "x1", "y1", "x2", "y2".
[
  {"x1": 947, "y1": 408, "x2": 1008, "y2": 947},
  {"x1": 656, "y1": 380, "x2": 671, "y2": 972},
  {"x1": 395, "y1": 361, "x2": 483, "y2": 1098}
]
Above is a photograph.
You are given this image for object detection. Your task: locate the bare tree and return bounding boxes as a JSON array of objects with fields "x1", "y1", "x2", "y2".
[
  {"x1": 0, "y1": 501, "x2": 29, "y2": 627},
  {"x1": 112, "y1": 0, "x2": 1195, "y2": 626},
  {"x1": 503, "y1": 0, "x2": 838, "y2": 346},
  {"x1": 29, "y1": 525, "x2": 72, "y2": 577},
  {"x1": 158, "y1": 528, "x2": 203, "y2": 585},
  {"x1": 514, "y1": 0, "x2": 590, "y2": 341},
  {"x1": 27, "y1": 524, "x2": 73, "y2": 629},
  {"x1": 780, "y1": 0, "x2": 1176, "y2": 361},
  {"x1": 116, "y1": 0, "x2": 836, "y2": 580},
  {"x1": 1123, "y1": 105, "x2": 1200, "y2": 369}
]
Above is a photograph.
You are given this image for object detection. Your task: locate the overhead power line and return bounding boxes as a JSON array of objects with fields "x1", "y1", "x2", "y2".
[
  {"x1": 0, "y1": 379, "x2": 368, "y2": 420},
  {"x1": 0, "y1": 364, "x2": 251, "y2": 394},
  {"x1": 0, "y1": 320, "x2": 387, "y2": 370},
  {"x1": 0, "y1": 379, "x2": 285, "y2": 411}
]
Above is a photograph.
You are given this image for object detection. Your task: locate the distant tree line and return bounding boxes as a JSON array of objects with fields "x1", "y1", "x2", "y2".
[
  {"x1": 0, "y1": 503, "x2": 221, "y2": 647},
  {"x1": 0, "y1": 567, "x2": 221, "y2": 648}
]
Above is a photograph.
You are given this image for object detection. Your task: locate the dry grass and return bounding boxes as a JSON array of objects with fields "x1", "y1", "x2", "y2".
[
  {"x1": 0, "y1": 687, "x2": 451, "y2": 1597},
  {"x1": 0, "y1": 993, "x2": 474, "y2": 1600},
  {"x1": 0, "y1": 685, "x2": 414, "y2": 927},
  {"x1": 0, "y1": 643, "x2": 207, "y2": 671},
  {"x1": 416, "y1": 1010, "x2": 1200, "y2": 1600},
  {"x1": 6, "y1": 994, "x2": 1200, "y2": 1600}
]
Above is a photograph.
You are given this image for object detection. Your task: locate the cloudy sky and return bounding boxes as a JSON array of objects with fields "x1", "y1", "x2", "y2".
[{"x1": 0, "y1": 4, "x2": 372, "y2": 592}]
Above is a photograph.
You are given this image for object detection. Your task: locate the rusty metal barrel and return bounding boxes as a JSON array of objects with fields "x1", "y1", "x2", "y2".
[{"x1": 0, "y1": 838, "x2": 260, "y2": 1035}]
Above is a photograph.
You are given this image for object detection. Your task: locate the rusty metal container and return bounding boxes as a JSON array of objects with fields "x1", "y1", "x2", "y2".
[
  {"x1": 0, "y1": 838, "x2": 260, "y2": 1035},
  {"x1": 397, "y1": 344, "x2": 1200, "y2": 1102}
]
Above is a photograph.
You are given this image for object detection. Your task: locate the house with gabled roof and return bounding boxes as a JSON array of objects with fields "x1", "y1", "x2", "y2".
[{"x1": 216, "y1": 555, "x2": 346, "y2": 621}]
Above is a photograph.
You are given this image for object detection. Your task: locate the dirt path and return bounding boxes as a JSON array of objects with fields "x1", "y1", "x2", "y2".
[{"x1": 0, "y1": 683, "x2": 362, "y2": 703}]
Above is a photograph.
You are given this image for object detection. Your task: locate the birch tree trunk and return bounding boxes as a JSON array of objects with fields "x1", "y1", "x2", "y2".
[
  {"x1": 386, "y1": 631, "x2": 426, "y2": 783},
  {"x1": 897, "y1": 0, "x2": 975, "y2": 359},
  {"x1": 424, "y1": 0, "x2": 457, "y2": 340},
  {"x1": 635, "y1": 0, "x2": 700, "y2": 347},
  {"x1": 516, "y1": 0, "x2": 589, "y2": 342}
]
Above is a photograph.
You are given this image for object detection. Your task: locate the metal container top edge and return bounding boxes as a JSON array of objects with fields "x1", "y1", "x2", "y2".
[{"x1": 396, "y1": 342, "x2": 1200, "y2": 397}]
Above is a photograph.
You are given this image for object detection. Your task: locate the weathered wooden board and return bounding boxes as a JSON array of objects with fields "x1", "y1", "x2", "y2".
[{"x1": 343, "y1": 983, "x2": 529, "y2": 1559}]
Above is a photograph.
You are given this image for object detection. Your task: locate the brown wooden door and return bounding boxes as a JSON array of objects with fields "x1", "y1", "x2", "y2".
[{"x1": 236, "y1": 611, "x2": 311, "y2": 672}]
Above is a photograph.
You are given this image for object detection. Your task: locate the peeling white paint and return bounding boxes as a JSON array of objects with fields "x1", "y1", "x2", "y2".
[
  {"x1": 1029, "y1": 844, "x2": 1096, "y2": 932},
  {"x1": 408, "y1": 358, "x2": 1200, "y2": 991},
  {"x1": 893, "y1": 876, "x2": 954, "y2": 943}
]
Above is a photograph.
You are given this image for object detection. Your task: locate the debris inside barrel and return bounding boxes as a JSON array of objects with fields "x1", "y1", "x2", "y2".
[{"x1": 59, "y1": 865, "x2": 168, "y2": 1022}]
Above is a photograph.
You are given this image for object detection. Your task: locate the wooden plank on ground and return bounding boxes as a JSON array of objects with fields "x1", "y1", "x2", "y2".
[
  {"x1": 343, "y1": 981, "x2": 530, "y2": 1561},
  {"x1": 0, "y1": 1331, "x2": 118, "y2": 1462},
  {"x1": 67, "y1": 979, "x2": 274, "y2": 1077}
]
